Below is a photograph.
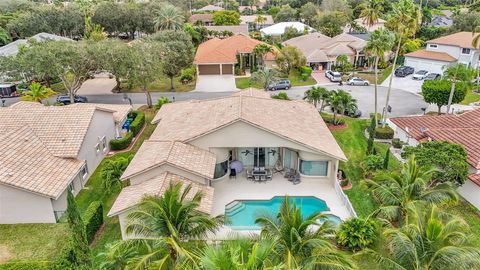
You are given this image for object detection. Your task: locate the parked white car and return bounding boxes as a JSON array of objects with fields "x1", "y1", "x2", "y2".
[
  {"x1": 347, "y1": 77, "x2": 370, "y2": 86},
  {"x1": 325, "y1": 70, "x2": 342, "y2": 82},
  {"x1": 412, "y1": 70, "x2": 429, "y2": 80}
]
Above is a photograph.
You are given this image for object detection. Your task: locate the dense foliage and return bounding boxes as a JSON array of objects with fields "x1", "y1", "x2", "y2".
[
  {"x1": 421, "y1": 80, "x2": 468, "y2": 114},
  {"x1": 129, "y1": 111, "x2": 145, "y2": 136},
  {"x1": 109, "y1": 132, "x2": 133, "y2": 151},
  {"x1": 0, "y1": 262, "x2": 49, "y2": 270},
  {"x1": 83, "y1": 201, "x2": 103, "y2": 244},
  {"x1": 336, "y1": 218, "x2": 377, "y2": 251}
]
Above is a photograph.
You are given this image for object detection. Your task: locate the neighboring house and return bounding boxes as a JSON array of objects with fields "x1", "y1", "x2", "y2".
[
  {"x1": 283, "y1": 32, "x2": 367, "y2": 70},
  {"x1": 109, "y1": 92, "x2": 350, "y2": 239},
  {"x1": 0, "y1": 102, "x2": 132, "y2": 224},
  {"x1": 430, "y1": 10, "x2": 453, "y2": 27},
  {"x1": 0, "y1": 32, "x2": 72, "y2": 57},
  {"x1": 404, "y1": 32, "x2": 480, "y2": 74},
  {"x1": 196, "y1": 4, "x2": 224, "y2": 12},
  {"x1": 193, "y1": 34, "x2": 276, "y2": 75},
  {"x1": 238, "y1": 5, "x2": 257, "y2": 13},
  {"x1": 387, "y1": 109, "x2": 480, "y2": 209},
  {"x1": 188, "y1": 13, "x2": 214, "y2": 26},
  {"x1": 205, "y1": 25, "x2": 249, "y2": 36},
  {"x1": 240, "y1": 15, "x2": 274, "y2": 30},
  {"x1": 344, "y1": 17, "x2": 386, "y2": 33},
  {"x1": 260, "y1": 22, "x2": 315, "y2": 37}
]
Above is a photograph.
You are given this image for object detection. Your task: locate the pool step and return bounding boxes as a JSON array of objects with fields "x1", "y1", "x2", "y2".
[{"x1": 225, "y1": 202, "x2": 245, "y2": 216}]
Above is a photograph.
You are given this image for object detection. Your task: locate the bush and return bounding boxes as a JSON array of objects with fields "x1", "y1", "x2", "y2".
[
  {"x1": 392, "y1": 138, "x2": 403, "y2": 149},
  {"x1": 321, "y1": 114, "x2": 345, "y2": 125},
  {"x1": 83, "y1": 201, "x2": 103, "y2": 243},
  {"x1": 0, "y1": 262, "x2": 49, "y2": 270},
  {"x1": 154, "y1": 97, "x2": 171, "y2": 110},
  {"x1": 300, "y1": 66, "x2": 312, "y2": 81},
  {"x1": 336, "y1": 218, "x2": 376, "y2": 251},
  {"x1": 272, "y1": 92, "x2": 290, "y2": 100},
  {"x1": 110, "y1": 131, "x2": 133, "y2": 151},
  {"x1": 422, "y1": 80, "x2": 468, "y2": 113},
  {"x1": 179, "y1": 66, "x2": 196, "y2": 83},
  {"x1": 363, "y1": 155, "x2": 383, "y2": 172},
  {"x1": 340, "y1": 179, "x2": 349, "y2": 187},
  {"x1": 129, "y1": 111, "x2": 145, "y2": 136},
  {"x1": 374, "y1": 126, "x2": 394, "y2": 139}
]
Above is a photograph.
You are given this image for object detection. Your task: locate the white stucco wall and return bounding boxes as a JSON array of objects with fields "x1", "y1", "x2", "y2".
[
  {"x1": 458, "y1": 180, "x2": 480, "y2": 210},
  {"x1": 426, "y1": 43, "x2": 480, "y2": 67},
  {"x1": 77, "y1": 110, "x2": 117, "y2": 181},
  {"x1": 387, "y1": 119, "x2": 419, "y2": 147},
  {"x1": 0, "y1": 184, "x2": 56, "y2": 224}
]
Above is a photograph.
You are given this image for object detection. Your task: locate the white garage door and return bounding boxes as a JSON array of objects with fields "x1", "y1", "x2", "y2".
[{"x1": 404, "y1": 57, "x2": 448, "y2": 74}]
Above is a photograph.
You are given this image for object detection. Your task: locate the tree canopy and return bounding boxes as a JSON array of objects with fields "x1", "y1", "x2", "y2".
[
  {"x1": 421, "y1": 80, "x2": 467, "y2": 114},
  {"x1": 212, "y1": 10, "x2": 241, "y2": 25}
]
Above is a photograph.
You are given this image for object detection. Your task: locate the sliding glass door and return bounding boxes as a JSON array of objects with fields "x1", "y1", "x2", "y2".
[{"x1": 237, "y1": 148, "x2": 279, "y2": 167}]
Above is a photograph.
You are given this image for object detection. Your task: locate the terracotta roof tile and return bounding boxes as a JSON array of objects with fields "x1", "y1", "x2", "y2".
[
  {"x1": 205, "y1": 25, "x2": 249, "y2": 36},
  {"x1": 405, "y1": 49, "x2": 456, "y2": 62},
  {"x1": 468, "y1": 173, "x2": 480, "y2": 186},
  {"x1": 108, "y1": 172, "x2": 214, "y2": 216},
  {"x1": 427, "y1": 31, "x2": 480, "y2": 49},
  {"x1": 189, "y1": 13, "x2": 213, "y2": 23}
]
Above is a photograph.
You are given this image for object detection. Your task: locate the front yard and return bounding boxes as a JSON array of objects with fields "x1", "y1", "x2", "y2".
[
  {"x1": 236, "y1": 70, "x2": 316, "y2": 89},
  {"x1": 461, "y1": 88, "x2": 480, "y2": 105}
]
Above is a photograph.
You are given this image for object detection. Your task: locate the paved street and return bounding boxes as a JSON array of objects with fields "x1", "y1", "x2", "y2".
[{"x1": 2, "y1": 84, "x2": 428, "y2": 118}]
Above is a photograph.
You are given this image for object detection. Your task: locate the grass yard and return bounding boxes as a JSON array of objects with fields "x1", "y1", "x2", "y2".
[
  {"x1": 236, "y1": 70, "x2": 316, "y2": 90},
  {"x1": 124, "y1": 76, "x2": 196, "y2": 93},
  {"x1": 0, "y1": 224, "x2": 68, "y2": 263},
  {"x1": 461, "y1": 88, "x2": 480, "y2": 105},
  {"x1": 356, "y1": 65, "x2": 395, "y2": 86}
]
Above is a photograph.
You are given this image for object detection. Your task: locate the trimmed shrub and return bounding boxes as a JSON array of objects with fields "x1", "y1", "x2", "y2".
[
  {"x1": 179, "y1": 66, "x2": 196, "y2": 83},
  {"x1": 321, "y1": 114, "x2": 345, "y2": 125},
  {"x1": 83, "y1": 201, "x2": 103, "y2": 243},
  {"x1": 110, "y1": 131, "x2": 133, "y2": 151},
  {"x1": 300, "y1": 66, "x2": 312, "y2": 81},
  {"x1": 0, "y1": 262, "x2": 49, "y2": 270},
  {"x1": 129, "y1": 111, "x2": 145, "y2": 136},
  {"x1": 392, "y1": 138, "x2": 403, "y2": 149},
  {"x1": 374, "y1": 126, "x2": 394, "y2": 139},
  {"x1": 336, "y1": 218, "x2": 376, "y2": 251}
]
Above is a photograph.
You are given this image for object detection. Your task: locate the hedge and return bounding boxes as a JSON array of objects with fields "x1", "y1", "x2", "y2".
[
  {"x1": 129, "y1": 111, "x2": 145, "y2": 136},
  {"x1": 0, "y1": 261, "x2": 49, "y2": 270},
  {"x1": 110, "y1": 131, "x2": 133, "y2": 150},
  {"x1": 392, "y1": 138, "x2": 403, "y2": 149},
  {"x1": 83, "y1": 201, "x2": 103, "y2": 243},
  {"x1": 374, "y1": 126, "x2": 394, "y2": 139},
  {"x1": 321, "y1": 114, "x2": 345, "y2": 125}
]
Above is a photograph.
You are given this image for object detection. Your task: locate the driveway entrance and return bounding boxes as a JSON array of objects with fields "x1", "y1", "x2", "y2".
[{"x1": 194, "y1": 75, "x2": 238, "y2": 92}]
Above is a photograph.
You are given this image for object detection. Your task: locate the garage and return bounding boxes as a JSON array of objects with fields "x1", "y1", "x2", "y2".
[
  {"x1": 404, "y1": 50, "x2": 456, "y2": 75},
  {"x1": 198, "y1": 64, "x2": 221, "y2": 75},
  {"x1": 222, "y1": 64, "x2": 233, "y2": 74}
]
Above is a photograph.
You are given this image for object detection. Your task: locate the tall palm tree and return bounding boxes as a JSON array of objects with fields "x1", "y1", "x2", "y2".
[
  {"x1": 365, "y1": 29, "x2": 395, "y2": 126},
  {"x1": 155, "y1": 4, "x2": 185, "y2": 31},
  {"x1": 360, "y1": 0, "x2": 384, "y2": 30},
  {"x1": 443, "y1": 63, "x2": 476, "y2": 114},
  {"x1": 340, "y1": 91, "x2": 358, "y2": 116},
  {"x1": 327, "y1": 90, "x2": 344, "y2": 125},
  {"x1": 362, "y1": 156, "x2": 458, "y2": 223},
  {"x1": 255, "y1": 197, "x2": 355, "y2": 269},
  {"x1": 20, "y1": 82, "x2": 56, "y2": 103},
  {"x1": 251, "y1": 68, "x2": 279, "y2": 91},
  {"x1": 382, "y1": 0, "x2": 421, "y2": 127},
  {"x1": 362, "y1": 205, "x2": 480, "y2": 270},
  {"x1": 114, "y1": 182, "x2": 224, "y2": 269},
  {"x1": 199, "y1": 238, "x2": 282, "y2": 269},
  {"x1": 303, "y1": 86, "x2": 327, "y2": 109},
  {"x1": 253, "y1": 43, "x2": 274, "y2": 67},
  {"x1": 97, "y1": 241, "x2": 137, "y2": 270}
]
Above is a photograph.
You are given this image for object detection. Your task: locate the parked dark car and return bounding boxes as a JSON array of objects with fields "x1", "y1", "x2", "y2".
[
  {"x1": 330, "y1": 108, "x2": 362, "y2": 118},
  {"x1": 267, "y1": 80, "x2": 291, "y2": 91},
  {"x1": 394, "y1": 66, "x2": 415, "y2": 77},
  {"x1": 0, "y1": 84, "x2": 17, "y2": 97},
  {"x1": 56, "y1": 95, "x2": 88, "y2": 105},
  {"x1": 424, "y1": 73, "x2": 441, "y2": 81}
]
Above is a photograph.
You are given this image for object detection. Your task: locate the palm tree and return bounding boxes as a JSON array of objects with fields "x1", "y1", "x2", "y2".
[
  {"x1": 443, "y1": 63, "x2": 476, "y2": 114},
  {"x1": 253, "y1": 43, "x2": 274, "y2": 67},
  {"x1": 303, "y1": 86, "x2": 327, "y2": 109},
  {"x1": 362, "y1": 156, "x2": 458, "y2": 222},
  {"x1": 101, "y1": 156, "x2": 131, "y2": 193},
  {"x1": 382, "y1": 0, "x2": 421, "y2": 127},
  {"x1": 362, "y1": 205, "x2": 480, "y2": 270},
  {"x1": 155, "y1": 4, "x2": 185, "y2": 31},
  {"x1": 365, "y1": 29, "x2": 395, "y2": 126},
  {"x1": 199, "y1": 238, "x2": 282, "y2": 269},
  {"x1": 255, "y1": 197, "x2": 355, "y2": 269},
  {"x1": 327, "y1": 90, "x2": 344, "y2": 125},
  {"x1": 251, "y1": 68, "x2": 279, "y2": 91},
  {"x1": 20, "y1": 82, "x2": 56, "y2": 103},
  {"x1": 340, "y1": 90, "x2": 358, "y2": 116},
  {"x1": 97, "y1": 241, "x2": 137, "y2": 270},
  {"x1": 0, "y1": 27, "x2": 11, "y2": 45},
  {"x1": 114, "y1": 182, "x2": 224, "y2": 269},
  {"x1": 360, "y1": 0, "x2": 384, "y2": 30}
]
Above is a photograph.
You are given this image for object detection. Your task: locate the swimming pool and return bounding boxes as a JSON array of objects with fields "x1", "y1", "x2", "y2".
[{"x1": 225, "y1": 196, "x2": 341, "y2": 230}]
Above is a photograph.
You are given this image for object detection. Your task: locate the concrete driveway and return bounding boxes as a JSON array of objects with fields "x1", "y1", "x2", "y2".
[
  {"x1": 77, "y1": 77, "x2": 117, "y2": 95},
  {"x1": 194, "y1": 75, "x2": 238, "y2": 92},
  {"x1": 381, "y1": 74, "x2": 424, "y2": 95},
  {"x1": 311, "y1": 71, "x2": 336, "y2": 85}
]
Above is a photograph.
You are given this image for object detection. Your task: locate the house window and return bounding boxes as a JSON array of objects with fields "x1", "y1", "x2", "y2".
[
  {"x1": 299, "y1": 160, "x2": 328, "y2": 176},
  {"x1": 461, "y1": 48, "x2": 471, "y2": 54},
  {"x1": 283, "y1": 148, "x2": 297, "y2": 170},
  {"x1": 214, "y1": 160, "x2": 229, "y2": 179},
  {"x1": 80, "y1": 164, "x2": 88, "y2": 179},
  {"x1": 95, "y1": 143, "x2": 100, "y2": 154},
  {"x1": 101, "y1": 136, "x2": 107, "y2": 152},
  {"x1": 67, "y1": 181, "x2": 75, "y2": 192},
  {"x1": 428, "y1": 44, "x2": 438, "y2": 49}
]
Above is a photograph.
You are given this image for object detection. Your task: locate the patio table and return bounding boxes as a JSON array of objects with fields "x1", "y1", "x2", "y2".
[{"x1": 252, "y1": 167, "x2": 267, "y2": 182}]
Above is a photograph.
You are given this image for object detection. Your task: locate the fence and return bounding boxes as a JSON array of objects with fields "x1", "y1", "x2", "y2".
[{"x1": 334, "y1": 179, "x2": 358, "y2": 218}]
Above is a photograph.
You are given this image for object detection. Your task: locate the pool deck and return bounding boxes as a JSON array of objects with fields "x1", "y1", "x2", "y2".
[{"x1": 209, "y1": 173, "x2": 353, "y2": 240}]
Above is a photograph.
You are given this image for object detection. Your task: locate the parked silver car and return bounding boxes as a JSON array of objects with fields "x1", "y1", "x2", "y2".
[
  {"x1": 325, "y1": 70, "x2": 342, "y2": 82},
  {"x1": 412, "y1": 70, "x2": 429, "y2": 80},
  {"x1": 347, "y1": 77, "x2": 370, "y2": 86}
]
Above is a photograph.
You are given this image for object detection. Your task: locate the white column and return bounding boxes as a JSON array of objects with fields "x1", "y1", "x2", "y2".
[{"x1": 220, "y1": 64, "x2": 223, "y2": 75}]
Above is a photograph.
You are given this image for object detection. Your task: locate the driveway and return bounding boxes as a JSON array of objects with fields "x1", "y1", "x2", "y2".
[
  {"x1": 311, "y1": 71, "x2": 336, "y2": 85},
  {"x1": 194, "y1": 75, "x2": 238, "y2": 92},
  {"x1": 77, "y1": 77, "x2": 117, "y2": 95},
  {"x1": 381, "y1": 74, "x2": 424, "y2": 95}
]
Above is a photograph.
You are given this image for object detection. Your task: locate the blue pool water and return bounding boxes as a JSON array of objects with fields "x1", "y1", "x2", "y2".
[{"x1": 225, "y1": 196, "x2": 341, "y2": 229}]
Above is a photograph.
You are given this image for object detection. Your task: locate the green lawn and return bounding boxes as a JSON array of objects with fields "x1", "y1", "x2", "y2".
[
  {"x1": 0, "y1": 224, "x2": 68, "y2": 263},
  {"x1": 356, "y1": 65, "x2": 395, "y2": 86},
  {"x1": 236, "y1": 70, "x2": 316, "y2": 90},
  {"x1": 461, "y1": 88, "x2": 480, "y2": 105}
]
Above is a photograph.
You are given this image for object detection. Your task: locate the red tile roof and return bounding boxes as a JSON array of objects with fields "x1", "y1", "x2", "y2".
[
  {"x1": 194, "y1": 34, "x2": 275, "y2": 64},
  {"x1": 390, "y1": 109, "x2": 480, "y2": 169},
  {"x1": 427, "y1": 31, "x2": 480, "y2": 49},
  {"x1": 405, "y1": 49, "x2": 456, "y2": 62},
  {"x1": 469, "y1": 173, "x2": 480, "y2": 186}
]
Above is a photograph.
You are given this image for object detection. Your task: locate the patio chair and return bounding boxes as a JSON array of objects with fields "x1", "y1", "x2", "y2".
[
  {"x1": 284, "y1": 168, "x2": 295, "y2": 179},
  {"x1": 229, "y1": 168, "x2": 236, "y2": 179},
  {"x1": 290, "y1": 173, "x2": 301, "y2": 185},
  {"x1": 246, "y1": 169, "x2": 253, "y2": 180},
  {"x1": 266, "y1": 169, "x2": 273, "y2": 181}
]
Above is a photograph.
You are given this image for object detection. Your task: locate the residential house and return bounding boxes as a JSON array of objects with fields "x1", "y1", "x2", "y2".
[
  {"x1": 0, "y1": 102, "x2": 132, "y2": 224},
  {"x1": 283, "y1": 32, "x2": 367, "y2": 71},
  {"x1": 196, "y1": 4, "x2": 224, "y2": 12},
  {"x1": 205, "y1": 25, "x2": 249, "y2": 36},
  {"x1": 430, "y1": 10, "x2": 454, "y2": 28},
  {"x1": 344, "y1": 17, "x2": 386, "y2": 33},
  {"x1": 108, "y1": 92, "x2": 353, "y2": 239},
  {"x1": 404, "y1": 32, "x2": 480, "y2": 74},
  {"x1": 238, "y1": 5, "x2": 257, "y2": 13},
  {"x1": 240, "y1": 15, "x2": 274, "y2": 30},
  {"x1": 188, "y1": 13, "x2": 214, "y2": 26},
  {"x1": 260, "y1": 22, "x2": 315, "y2": 37},
  {"x1": 387, "y1": 109, "x2": 480, "y2": 209},
  {"x1": 193, "y1": 34, "x2": 276, "y2": 75},
  {"x1": 0, "y1": 32, "x2": 72, "y2": 57}
]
